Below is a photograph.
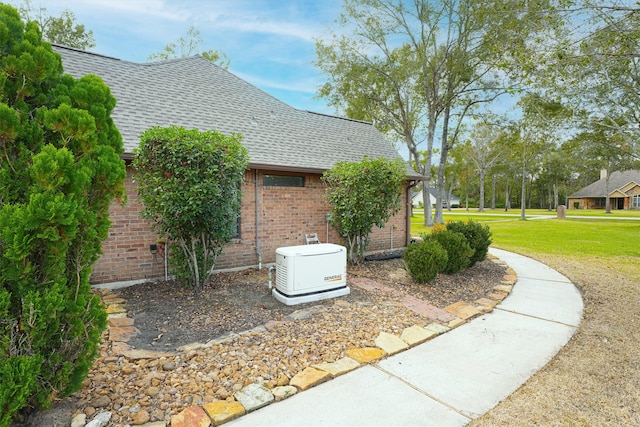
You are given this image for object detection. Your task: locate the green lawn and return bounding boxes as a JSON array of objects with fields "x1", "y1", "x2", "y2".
[{"x1": 410, "y1": 211, "x2": 640, "y2": 281}]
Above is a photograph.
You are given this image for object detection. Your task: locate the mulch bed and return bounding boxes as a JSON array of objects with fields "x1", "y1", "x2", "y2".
[{"x1": 117, "y1": 256, "x2": 507, "y2": 351}]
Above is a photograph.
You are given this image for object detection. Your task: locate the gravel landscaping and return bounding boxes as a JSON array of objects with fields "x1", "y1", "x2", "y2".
[{"x1": 18, "y1": 257, "x2": 507, "y2": 426}]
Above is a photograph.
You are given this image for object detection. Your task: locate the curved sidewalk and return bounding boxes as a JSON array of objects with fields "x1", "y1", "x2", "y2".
[{"x1": 227, "y1": 248, "x2": 584, "y2": 426}]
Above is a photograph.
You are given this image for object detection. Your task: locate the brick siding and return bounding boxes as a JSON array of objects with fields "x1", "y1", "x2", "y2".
[{"x1": 90, "y1": 167, "x2": 410, "y2": 284}]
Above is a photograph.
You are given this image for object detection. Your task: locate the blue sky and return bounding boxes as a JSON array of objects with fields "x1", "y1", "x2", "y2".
[{"x1": 6, "y1": 0, "x2": 343, "y2": 114}]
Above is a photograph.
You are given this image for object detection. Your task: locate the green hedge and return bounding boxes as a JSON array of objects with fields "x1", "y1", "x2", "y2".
[
  {"x1": 403, "y1": 240, "x2": 448, "y2": 284},
  {"x1": 446, "y1": 220, "x2": 492, "y2": 266}
]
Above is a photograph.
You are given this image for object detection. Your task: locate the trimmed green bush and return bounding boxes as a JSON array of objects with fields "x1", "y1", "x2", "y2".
[
  {"x1": 446, "y1": 220, "x2": 492, "y2": 266},
  {"x1": 425, "y1": 230, "x2": 475, "y2": 274},
  {"x1": 403, "y1": 240, "x2": 448, "y2": 284}
]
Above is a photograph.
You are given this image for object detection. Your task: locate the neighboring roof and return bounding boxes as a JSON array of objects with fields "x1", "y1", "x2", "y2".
[
  {"x1": 411, "y1": 188, "x2": 460, "y2": 206},
  {"x1": 428, "y1": 187, "x2": 460, "y2": 202},
  {"x1": 53, "y1": 44, "x2": 420, "y2": 178},
  {"x1": 568, "y1": 170, "x2": 640, "y2": 198}
]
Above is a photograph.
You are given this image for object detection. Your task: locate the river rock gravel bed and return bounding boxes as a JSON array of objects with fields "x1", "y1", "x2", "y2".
[{"x1": 20, "y1": 257, "x2": 508, "y2": 426}]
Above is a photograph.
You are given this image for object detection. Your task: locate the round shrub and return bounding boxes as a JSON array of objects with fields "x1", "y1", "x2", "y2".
[
  {"x1": 403, "y1": 240, "x2": 448, "y2": 284},
  {"x1": 446, "y1": 220, "x2": 492, "y2": 266},
  {"x1": 428, "y1": 230, "x2": 475, "y2": 274}
]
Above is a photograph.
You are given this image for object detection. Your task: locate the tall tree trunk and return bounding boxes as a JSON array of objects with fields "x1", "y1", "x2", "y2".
[
  {"x1": 491, "y1": 173, "x2": 496, "y2": 210},
  {"x1": 505, "y1": 178, "x2": 511, "y2": 211},
  {"x1": 447, "y1": 181, "x2": 454, "y2": 212},
  {"x1": 520, "y1": 161, "x2": 527, "y2": 221},
  {"x1": 478, "y1": 167, "x2": 486, "y2": 212},
  {"x1": 465, "y1": 167, "x2": 469, "y2": 211},
  {"x1": 423, "y1": 110, "x2": 437, "y2": 227},
  {"x1": 605, "y1": 167, "x2": 611, "y2": 213},
  {"x1": 435, "y1": 106, "x2": 451, "y2": 224}
]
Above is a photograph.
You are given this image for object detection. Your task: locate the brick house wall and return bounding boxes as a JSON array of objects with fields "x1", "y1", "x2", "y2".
[
  {"x1": 90, "y1": 167, "x2": 410, "y2": 284},
  {"x1": 629, "y1": 185, "x2": 640, "y2": 210}
]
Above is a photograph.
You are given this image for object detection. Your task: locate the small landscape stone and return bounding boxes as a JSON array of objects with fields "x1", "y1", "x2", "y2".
[
  {"x1": 233, "y1": 383, "x2": 275, "y2": 412},
  {"x1": 92, "y1": 395, "x2": 111, "y2": 408},
  {"x1": 276, "y1": 374, "x2": 290, "y2": 386},
  {"x1": 170, "y1": 405, "x2": 211, "y2": 427},
  {"x1": 494, "y1": 284, "x2": 513, "y2": 293},
  {"x1": 131, "y1": 409, "x2": 150, "y2": 425},
  {"x1": 400, "y1": 325, "x2": 436, "y2": 346},
  {"x1": 375, "y1": 331, "x2": 409, "y2": 355},
  {"x1": 109, "y1": 326, "x2": 140, "y2": 342},
  {"x1": 488, "y1": 290, "x2": 509, "y2": 301},
  {"x1": 86, "y1": 411, "x2": 112, "y2": 427},
  {"x1": 146, "y1": 386, "x2": 160, "y2": 397},
  {"x1": 111, "y1": 341, "x2": 132, "y2": 354},
  {"x1": 71, "y1": 413, "x2": 86, "y2": 427},
  {"x1": 424, "y1": 322, "x2": 450, "y2": 335},
  {"x1": 108, "y1": 316, "x2": 135, "y2": 327},
  {"x1": 290, "y1": 367, "x2": 332, "y2": 391},
  {"x1": 272, "y1": 385, "x2": 298, "y2": 401},
  {"x1": 311, "y1": 357, "x2": 360, "y2": 377},
  {"x1": 105, "y1": 304, "x2": 127, "y2": 314},
  {"x1": 444, "y1": 301, "x2": 482, "y2": 320},
  {"x1": 203, "y1": 400, "x2": 245, "y2": 424},
  {"x1": 448, "y1": 318, "x2": 465, "y2": 328},
  {"x1": 344, "y1": 347, "x2": 386, "y2": 364}
]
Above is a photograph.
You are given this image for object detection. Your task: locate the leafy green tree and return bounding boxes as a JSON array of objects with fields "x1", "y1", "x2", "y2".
[
  {"x1": 0, "y1": 4, "x2": 125, "y2": 424},
  {"x1": 512, "y1": 94, "x2": 569, "y2": 219},
  {"x1": 545, "y1": 3, "x2": 640, "y2": 162},
  {"x1": 322, "y1": 157, "x2": 406, "y2": 264},
  {"x1": 148, "y1": 25, "x2": 230, "y2": 69},
  {"x1": 466, "y1": 121, "x2": 504, "y2": 212},
  {"x1": 17, "y1": 0, "x2": 95, "y2": 49},
  {"x1": 133, "y1": 126, "x2": 248, "y2": 290},
  {"x1": 316, "y1": 0, "x2": 562, "y2": 224}
]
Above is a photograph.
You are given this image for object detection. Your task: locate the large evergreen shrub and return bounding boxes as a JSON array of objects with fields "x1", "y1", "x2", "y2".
[
  {"x1": 424, "y1": 230, "x2": 475, "y2": 274},
  {"x1": 403, "y1": 240, "x2": 448, "y2": 284},
  {"x1": 0, "y1": 5, "x2": 125, "y2": 424},
  {"x1": 446, "y1": 220, "x2": 492, "y2": 266}
]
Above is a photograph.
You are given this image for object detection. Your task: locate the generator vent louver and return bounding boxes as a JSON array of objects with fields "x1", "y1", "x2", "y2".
[
  {"x1": 272, "y1": 243, "x2": 350, "y2": 306},
  {"x1": 275, "y1": 264, "x2": 287, "y2": 290}
]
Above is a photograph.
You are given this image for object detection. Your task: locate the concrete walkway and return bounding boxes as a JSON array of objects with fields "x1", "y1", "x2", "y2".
[{"x1": 227, "y1": 248, "x2": 583, "y2": 427}]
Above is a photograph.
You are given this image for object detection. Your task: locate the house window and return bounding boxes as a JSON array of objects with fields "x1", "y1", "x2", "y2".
[
  {"x1": 633, "y1": 195, "x2": 640, "y2": 208},
  {"x1": 263, "y1": 174, "x2": 305, "y2": 187},
  {"x1": 594, "y1": 197, "x2": 606, "y2": 207},
  {"x1": 232, "y1": 215, "x2": 241, "y2": 239}
]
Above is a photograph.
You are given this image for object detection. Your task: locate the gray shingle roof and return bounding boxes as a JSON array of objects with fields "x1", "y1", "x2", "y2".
[
  {"x1": 53, "y1": 44, "x2": 417, "y2": 177},
  {"x1": 568, "y1": 170, "x2": 640, "y2": 198}
]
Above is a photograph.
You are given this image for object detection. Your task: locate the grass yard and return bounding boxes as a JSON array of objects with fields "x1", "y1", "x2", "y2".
[{"x1": 410, "y1": 211, "x2": 640, "y2": 425}]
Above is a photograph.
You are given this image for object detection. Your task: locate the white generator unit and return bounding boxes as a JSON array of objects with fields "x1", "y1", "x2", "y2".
[{"x1": 273, "y1": 243, "x2": 349, "y2": 305}]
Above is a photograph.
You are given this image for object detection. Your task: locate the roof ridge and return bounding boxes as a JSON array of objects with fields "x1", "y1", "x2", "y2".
[
  {"x1": 52, "y1": 43, "x2": 122, "y2": 61},
  {"x1": 305, "y1": 110, "x2": 373, "y2": 125}
]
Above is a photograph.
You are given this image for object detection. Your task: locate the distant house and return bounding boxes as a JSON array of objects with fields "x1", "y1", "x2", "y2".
[
  {"x1": 411, "y1": 188, "x2": 460, "y2": 208},
  {"x1": 567, "y1": 170, "x2": 640, "y2": 210},
  {"x1": 53, "y1": 44, "x2": 422, "y2": 284}
]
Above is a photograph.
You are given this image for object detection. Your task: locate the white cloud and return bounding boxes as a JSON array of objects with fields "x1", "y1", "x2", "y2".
[
  {"x1": 235, "y1": 71, "x2": 321, "y2": 95},
  {"x1": 45, "y1": 0, "x2": 190, "y2": 23},
  {"x1": 212, "y1": 17, "x2": 321, "y2": 42}
]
